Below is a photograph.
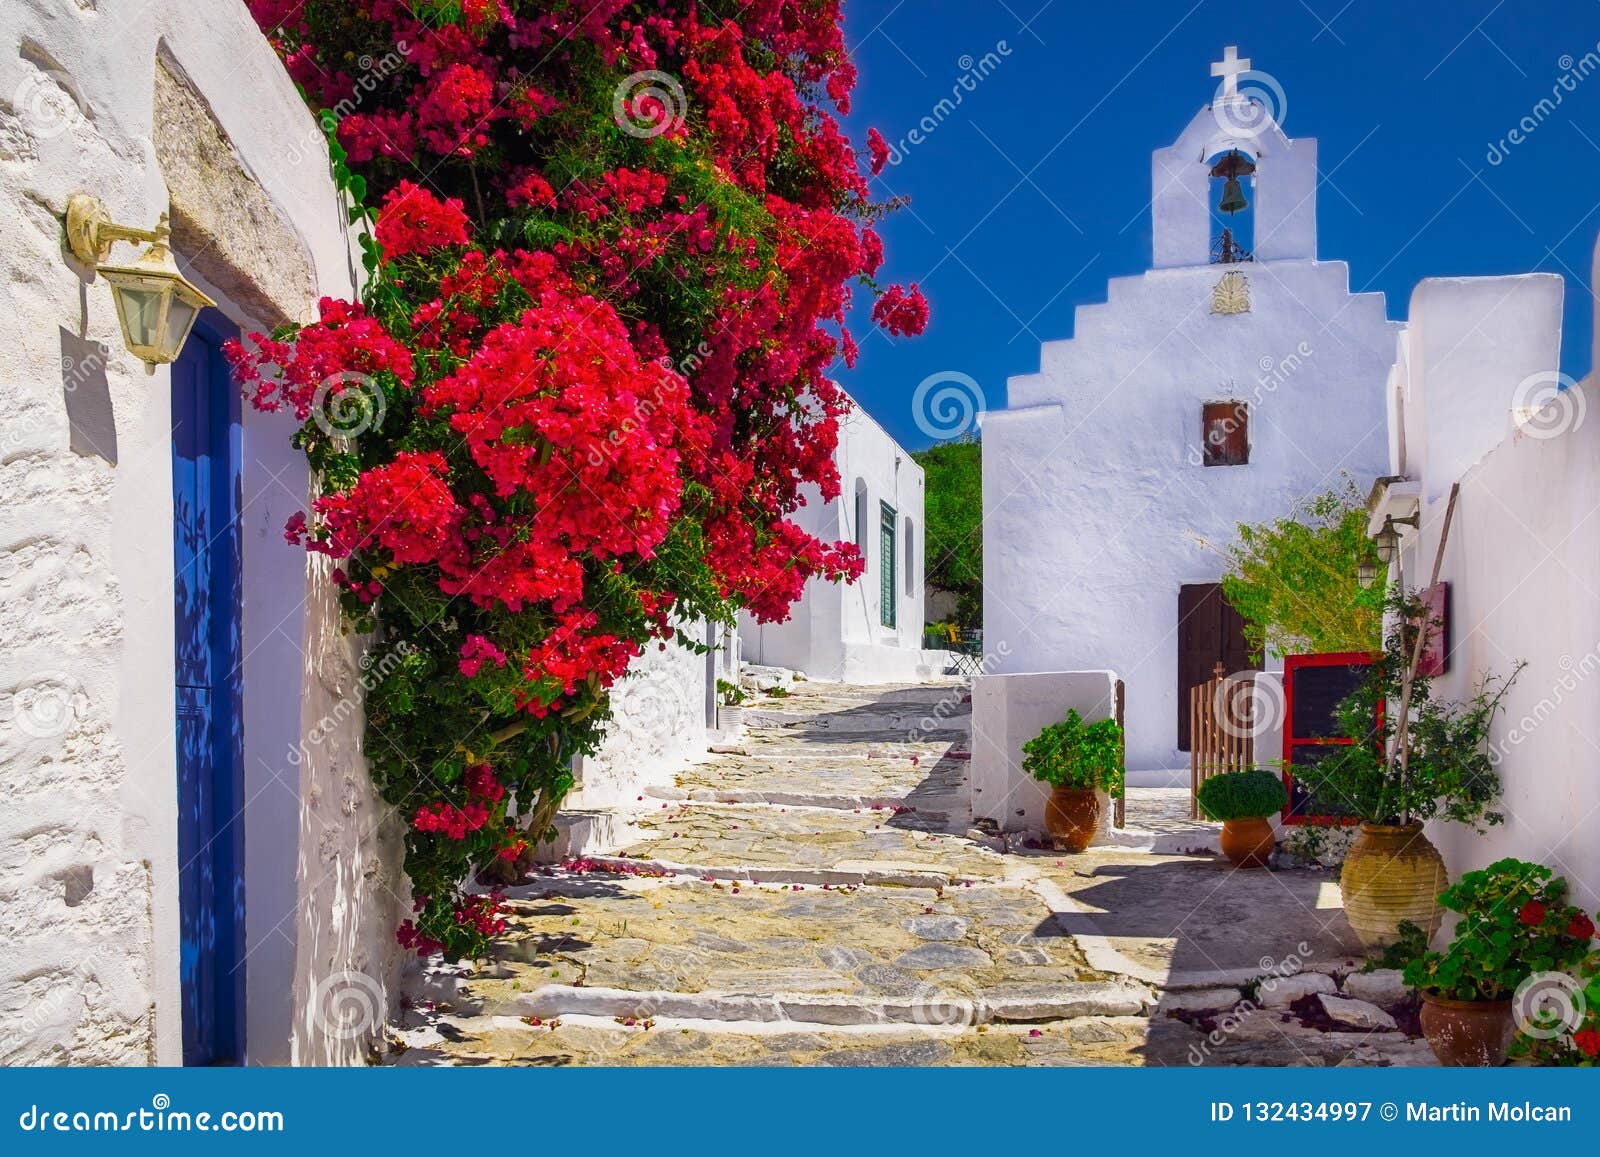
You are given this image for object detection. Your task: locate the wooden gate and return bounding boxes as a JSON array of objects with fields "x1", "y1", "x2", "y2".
[{"x1": 1189, "y1": 662, "x2": 1255, "y2": 818}]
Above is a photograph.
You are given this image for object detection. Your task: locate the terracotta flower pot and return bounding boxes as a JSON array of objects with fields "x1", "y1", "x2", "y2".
[
  {"x1": 1340, "y1": 822, "x2": 1447, "y2": 949},
  {"x1": 1419, "y1": 993, "x2": 1514, "y2": 1067},
  {"x1": 1045, "y1": 786, "x2": 1100, "y2": 853},
  {"x1": 1219, "y1": 816, "x2": 1275, "y2": 868}
]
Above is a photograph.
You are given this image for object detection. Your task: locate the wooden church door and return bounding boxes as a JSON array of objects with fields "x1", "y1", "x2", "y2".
[
  {"x1": 1176, "y1": 583, "x2": 1251, "y2": 751},
  {"x1": 171, "y1": 313, "x2": 245, "y2": 1064}
]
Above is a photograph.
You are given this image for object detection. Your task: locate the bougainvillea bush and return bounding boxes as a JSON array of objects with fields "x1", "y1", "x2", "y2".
[{"x1": 239, "y1": 0, "x2": 926, "y2": 959}]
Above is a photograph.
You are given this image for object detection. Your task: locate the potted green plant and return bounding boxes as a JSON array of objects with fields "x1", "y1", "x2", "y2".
[
  {"x1": 1196, "y1": 768, "x2": 1288, "y2": 868},
  {"x1": 1308, "y1": 589, "x2": 1520, "y2": 948},
  {"x1": 1021, "y1": 709, "x2": 1124, "y2": 853},
  {"x1": 1404, "y1": 859, "x2": 1597, "y2": 1066},
  {"x1": 716, "y1": 679, "x2": 746, "y2": 733}
]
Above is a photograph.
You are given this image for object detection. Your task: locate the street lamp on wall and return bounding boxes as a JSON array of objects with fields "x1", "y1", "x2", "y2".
[
  {"x1": 1370, "y1": 514, "x2": 1419, "y2": 568},
  {"x1": 65, "y1": 194, "x2": 215, "y2": 370}
]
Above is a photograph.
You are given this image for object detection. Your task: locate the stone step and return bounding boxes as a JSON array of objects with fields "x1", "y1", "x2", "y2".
[
  {"x1": 388, "y1": 1010, "x2": 1152, "y2": 1067},
  {"x1": 498, "y1": 979, "x2": 1152, "y2": 1026},
  {"x1": 610, "y1": 801, "x2": 1007, "y2": 881},
  {"x1": 660, "y1": 747, "x2": 970, "y2": 814},
  {"x1": 743, "y1": 706, "x2": 969, "y2": 734}
]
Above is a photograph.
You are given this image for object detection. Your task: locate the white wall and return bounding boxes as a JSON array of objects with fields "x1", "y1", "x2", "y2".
[
  {"x1": 0, "y1": 0, "x2": 400, "y2": 1065},
  {"x1": 574, "y1": 619, "x2": 717, "y2": 809},
  {"x1": 741, "y1": 397, "x2": 929, "y2": 682},
  {"x1": 1392, "y1": 270, "x2": 1599, "y2": 909},
  {"x1": 969, "y1": 670, "x2": 1120, "y2": 834},
  {"x1": 985, "y1": 261, "x2": 1396, "y2": 771}
]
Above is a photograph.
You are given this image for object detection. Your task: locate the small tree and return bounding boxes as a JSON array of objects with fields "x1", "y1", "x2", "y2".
[
  {"x1": 913, "y1": 437, "x2": 981, "y2": 630},
  {"x1": 1220, "y1": 481, "x2": 1383, "y2": 661}
]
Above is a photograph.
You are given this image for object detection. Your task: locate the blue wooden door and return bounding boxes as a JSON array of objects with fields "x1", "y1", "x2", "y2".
[{"x1": 171, "y1": 314, "x2": 244, "y2": 1065}]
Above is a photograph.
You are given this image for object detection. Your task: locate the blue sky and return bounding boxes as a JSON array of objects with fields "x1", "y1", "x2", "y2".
[{"x1": 838, "y1": 0, "x2": 1600, "y2": 450}]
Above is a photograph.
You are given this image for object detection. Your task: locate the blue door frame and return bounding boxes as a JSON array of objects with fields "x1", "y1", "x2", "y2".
[{"x1": 171, "y1": 312, "x2": 245, "y2": 1065}]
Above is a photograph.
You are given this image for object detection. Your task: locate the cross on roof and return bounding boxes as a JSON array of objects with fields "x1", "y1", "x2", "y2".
[{"x1": 1211, "y1": 45, "x2": 1250, "y2": 99}]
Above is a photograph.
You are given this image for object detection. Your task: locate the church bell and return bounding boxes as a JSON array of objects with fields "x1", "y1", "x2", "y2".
[
  {"x1": 1210, "y1": 149, "x2": 1255, "y2": 215},
  {"x1": 1218, "y1": 176, "x2": 1248, "y2": 215}
]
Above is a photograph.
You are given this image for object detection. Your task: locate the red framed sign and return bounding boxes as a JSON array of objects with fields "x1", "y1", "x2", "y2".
[{"x1": 1280, "y1": 652, "x2": 1377, "y2": 826}]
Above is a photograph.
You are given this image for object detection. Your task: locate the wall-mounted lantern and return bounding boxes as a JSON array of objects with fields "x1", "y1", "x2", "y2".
[{"x1": 65, "y1": 194, "x2": 214, "y2": 370}]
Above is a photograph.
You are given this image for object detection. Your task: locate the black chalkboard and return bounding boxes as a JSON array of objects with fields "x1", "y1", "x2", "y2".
[
  {"x1": 1289, "y1": 662, "x2": 1368, "y2": 739},
  {"x1": 1283, "y1": 745, "x2": 1360, "y2": 822}
]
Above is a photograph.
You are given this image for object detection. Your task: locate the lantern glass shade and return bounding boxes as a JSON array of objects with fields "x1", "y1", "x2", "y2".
[
  {"x1": 97, "y1": 246, "x2": 213, "y2": 366},
  {"x1": 1372, "y1": 521, "x2": 1399, "y2": 566},
  {"x1": 1357, "y1": 560, "x2": 1378, "y2": 589}
]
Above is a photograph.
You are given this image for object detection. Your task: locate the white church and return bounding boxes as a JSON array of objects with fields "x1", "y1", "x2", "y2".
[{"x1": 982, "y1": 48, "x2": 1398, "y2": 772}]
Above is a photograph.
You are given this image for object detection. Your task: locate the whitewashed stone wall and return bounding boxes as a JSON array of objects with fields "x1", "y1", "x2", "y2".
[
  {"x1": 1390, "y1": 267, "x2": 1600, "y2": 910},
  {"x1": 574, "y1": 620, "x2": 717, "y2": 810},
  {"x1": 0, "y1": 0, "x2": 402, "y2": 1065}
]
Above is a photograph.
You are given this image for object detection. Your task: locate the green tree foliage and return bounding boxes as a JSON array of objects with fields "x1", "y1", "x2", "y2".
[
  {"x1": 1220, "y1": 481, "x2": 1383, "y2": 661},
  {"x1": 913, "y1": 437, "x2": 981, "y2": 629}
]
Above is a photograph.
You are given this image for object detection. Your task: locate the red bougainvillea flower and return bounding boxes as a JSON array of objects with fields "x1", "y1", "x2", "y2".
[
  {"x1": 312, "y1": 451, "x2": 461, "y2": 564},
  {"x1": 872, "y1": 282, "x2": 929, "y2": 336},
  {"x1": 416, "y1": 62, "x2": 498, "y2": 157},
  {"x1": 239, "y1": 0, "x2": 924, "y2": 962},
  {"x1": 867, "y1": 127, "x2": 890, "y2": 175},
  {"x1": 375, "y1": 181, "x2": 471, "y2": 260},
  {"x1": 225, "y1": 298, "x2": 414, "y2": 420},
  {"x1": 458, "y1": 634, "x2": 508, "y2": 678},
  {"x1": 413, "y1": 800, "x2": 490, "y2": 840},
  {"x1": 1575, "y1": 1029, "x2": 1600, "y2": 1058},
  {"x1": 1519, "y1": 901, "x2": 1547, "y2": 927},
  {"x1": 1567, "y1": 912, "x2": 1596, "y2": 940}
]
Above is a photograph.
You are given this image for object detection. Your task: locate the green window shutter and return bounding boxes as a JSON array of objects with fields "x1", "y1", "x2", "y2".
[{"x1": 879, "y1": 502, "x2": 897, "y2": 629}]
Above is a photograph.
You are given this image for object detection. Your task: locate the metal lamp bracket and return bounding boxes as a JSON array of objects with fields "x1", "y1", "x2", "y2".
[{"x1": 66, "y1": 194, "x2": 168, "y2": 266}]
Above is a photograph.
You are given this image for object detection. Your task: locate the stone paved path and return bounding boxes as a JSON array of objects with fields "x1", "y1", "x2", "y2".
[{"x1": 387, "y1": 680, "x2": 1436, "y2": 1067}]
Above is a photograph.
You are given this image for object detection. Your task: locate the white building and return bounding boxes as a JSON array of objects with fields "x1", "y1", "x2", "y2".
[
  {"x1": 740, "y1": 396, "x2": 937, "y2": 683},
  {"x1": 0, "y1": 0, "x2": 406, "y2": 1065},
  {"x1": 1378, "y1": 256, "x2": 1600, "y2": 909},
  {"x1": 981, "y1": 49, "x2": 1398, "y2": 771}
]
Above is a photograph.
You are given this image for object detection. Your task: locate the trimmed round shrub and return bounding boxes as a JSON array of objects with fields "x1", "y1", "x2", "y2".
[{"x1": 1196, "y1": 768, "x2": 1288, "y2": 821}]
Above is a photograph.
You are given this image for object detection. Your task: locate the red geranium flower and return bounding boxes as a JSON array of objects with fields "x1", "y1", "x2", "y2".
[
  {"x1": 1567, "y1": 912, "x2": 1596, "y2": 940},
  {"x1": 1574, "y1": 1029, "x2": 1600, "y2": 1058},
  {"x1": 1519, "y1": 901, "x2": 1547, "y2": 927}
]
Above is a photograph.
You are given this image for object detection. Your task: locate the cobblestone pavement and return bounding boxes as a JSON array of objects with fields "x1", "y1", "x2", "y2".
[{"x1": 387, "y1": 681, "x2": 1436, "y2": 1067}]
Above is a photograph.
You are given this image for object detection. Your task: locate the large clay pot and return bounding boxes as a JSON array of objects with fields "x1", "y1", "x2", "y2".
[
  {"x1": 1419, "y1": 994, "x2": 1514, "y2": 1067},
  {"x1": 1340, "y1": 822, "x2": 1447, "y2": 949},
  {"x1": 1045, "y1": 786, "x2": 1100, "y2": 853},
  {"x1": 1219, "y1": 816, "x2": 1275, "y2": 868}
]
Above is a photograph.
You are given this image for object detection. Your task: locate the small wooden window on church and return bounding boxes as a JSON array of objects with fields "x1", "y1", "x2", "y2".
[{"x1": 1201, "y1": 401, "x2": 1249, "y2": 466}]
